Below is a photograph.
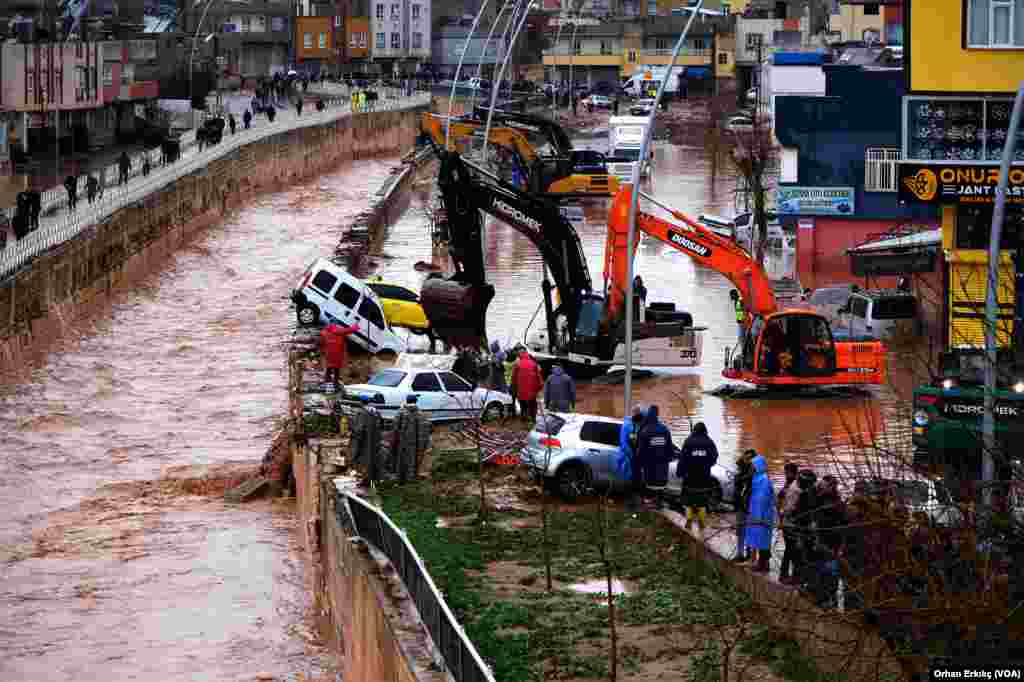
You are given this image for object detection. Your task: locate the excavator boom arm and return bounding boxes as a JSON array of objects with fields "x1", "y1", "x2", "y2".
[
  {"x1": 605, "y1": 186, "x2": 778, "y2": 323},
  {"x1": 421, "y1": 112, "x2": 539, "y2": 163},
  {"x1": 471, "y1": 105, "x2": 574, "y2": 157}
]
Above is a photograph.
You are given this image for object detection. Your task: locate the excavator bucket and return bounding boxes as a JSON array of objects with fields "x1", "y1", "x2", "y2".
[{"x1": 420, "y1": 276, "x2": 496, "y2": 349}]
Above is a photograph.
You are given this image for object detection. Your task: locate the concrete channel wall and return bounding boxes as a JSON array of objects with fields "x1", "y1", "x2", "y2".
[{"x1": 0, "y1": 102, "x2": 428, "y2": 376}]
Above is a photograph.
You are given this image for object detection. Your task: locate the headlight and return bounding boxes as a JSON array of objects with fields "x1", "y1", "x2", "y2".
[
  {"x1": 914, "y1": 410, "x2": 930, "y2": 427},
  {"x1": 941, "y1": 378, "x2": 955, "y2": 390},
  {"x1": 1014, "y1": 381, "x2": 1024, "y2": 394}
]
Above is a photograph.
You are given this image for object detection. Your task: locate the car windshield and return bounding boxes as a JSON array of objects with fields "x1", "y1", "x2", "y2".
[{"x1": 366, "y1": 369, "x2": 406, "y2": 387}]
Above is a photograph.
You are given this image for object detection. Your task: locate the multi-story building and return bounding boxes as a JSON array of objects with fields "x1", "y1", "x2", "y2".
[
  {"x1": 178, "y1": 0, "x2": 292, "y2": 80},
  {"x1": 542, "y1": 16, "x2": 725, "y2": 86},
  {"x1": 826, "y1": 1, "x2": 902, "y2": 45},
  {"x1": 432, "y1": 21, "x2": 506, "y2": 80},
  {"x1": 296, "y1": 15, "x2": 336, "y2": 74},
  {"x1": 369, "y1": 0, "x2": 431, "y2": 76},
  {"x1": 895, "y1": 0, "x2": 1024, "y2": 348}
]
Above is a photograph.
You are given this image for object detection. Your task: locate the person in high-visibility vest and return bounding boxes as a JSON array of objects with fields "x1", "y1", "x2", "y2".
[{"x1": 730, "y1": 289, "x2": 746, "y2": 343}]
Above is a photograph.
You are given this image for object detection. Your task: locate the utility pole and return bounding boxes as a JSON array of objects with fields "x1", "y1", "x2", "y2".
[{"x1": 982, "y1": 82, "x2": 1024, "y2": 514}]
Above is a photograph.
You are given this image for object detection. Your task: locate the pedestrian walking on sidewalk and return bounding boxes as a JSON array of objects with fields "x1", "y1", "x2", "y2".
[
  {"x1": 679, "y1": 422, "x2": 719, "y2": 531},
  {"x1": 229, "y1": 113, "x2": 237, "y2": 135},
  {"x1": 296, "y1": 99, "x2": 303, "y2": 117},
  {"x1": 64, "y1": 175, "x2": 78, "y2": 212},
  {"x1": 142, "y1": 156, "x2": 151, "y2": 177},
  {"x1": 732, "y1": 449, "x2": 756, "y2": 562},
  {"x1": 86, "y1": 175, "x2": 99, "y2": 204},
  {"x1": 394, "y1": 394, "x2": 431, "y2": 483},
  {"x1": 267, "y1": 107, "x2": 276, "y2": 123},
  {"x1": 243, "y1": 109, "x2": 252, "y2": 130},
  {"x1": 28, "y1": 191, "x2": 40, "y2": 230},
  {"x1": 118, "y1": 152, "x2": 131, "y2": 185},
  {"x1": 745, "y1": 454, "x2": 776, "y2": 574},
  {"x1": 571, "y1": 94, "x2": 578, "y2": 117}
]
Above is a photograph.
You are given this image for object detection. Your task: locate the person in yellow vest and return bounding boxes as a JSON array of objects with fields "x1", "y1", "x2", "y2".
[
  {"x1": 358, "y1": 90, "x2": 367, "y2": 112},
  {"x1": 730, "y1": 289, "x2": 746, "y2": 343},
  {"x1": 351, "y1": 89, "x2": 358, "y2": 111}
]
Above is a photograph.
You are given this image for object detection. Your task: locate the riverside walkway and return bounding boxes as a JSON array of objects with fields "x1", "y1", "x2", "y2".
[{"x1": 0, "y1": 87, "x2": 431, "y2": 281}]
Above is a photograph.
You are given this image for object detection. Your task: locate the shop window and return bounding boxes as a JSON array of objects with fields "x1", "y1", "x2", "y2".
[
  {"x1": 969, "y1": 0, "x2": 1024, "y2": 47},
  {"x1": 955, "y1": 204, "x2": 1024, "y2": 250},
  {"x1": 905, "y1": 97, "x2": 1023, "y2": 162}
]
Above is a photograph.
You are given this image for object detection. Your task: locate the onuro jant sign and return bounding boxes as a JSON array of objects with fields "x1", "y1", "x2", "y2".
[{"x1": 898, "y1": 163, "x2": 1024, "y2": 205}]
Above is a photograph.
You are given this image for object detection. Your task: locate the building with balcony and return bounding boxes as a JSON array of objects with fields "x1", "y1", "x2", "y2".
[
  {"x1": 179, "y1": 0, "x2": 292, "y2": 80},
  {"x1": 431, "y1": 23, "x2": 507, "y2": 80},
  {"x1": 827, "y1": 1, "x2": 902, "y2": 45},
  {"x1": 369, "y1": 0, "x2": 431, "y2": 76},
  {"x1": 542, "y1": 16, "x2": 724, "y2": 86},
  {"x1": 774, "y1": 61, "x2": 939, "y2": 295},
  {"x1": 894, "y1": 0, "x2": 1024, "y2": 348}
]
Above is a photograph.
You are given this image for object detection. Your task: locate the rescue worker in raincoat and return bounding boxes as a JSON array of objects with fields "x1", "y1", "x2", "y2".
[
  {"x1": 678, "y1": 421, "x2": 719, "y2": 534},
  {"x1": 635, "y1": 405, "x2": 673, "y2": 510},
  {"x1": 543, "y1": 364, "x2": 576, "y2": 413},
  {"x1": 510, "y1": 351, "x2": 544, "y2": 421},
  {"x1": 320, "y1": 322, "x2": 360, "y2": 384},
  {"x1": 744, "y1": 454, "x2": 776, "y2": 573},
  {"x1": 618, "y1": 404, "x2": 645, "y2": 507},
  {"x1": 393, "y1": 394, "x2": 431, "y2": 482}
]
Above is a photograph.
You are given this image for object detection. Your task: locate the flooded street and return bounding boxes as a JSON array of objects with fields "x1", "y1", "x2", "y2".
[
  {"x1": 380, "y1": 113, "x2": 914, "y2": 486},
  {"x1": 0, "y1": 156, "x2": 400, "y2": 681}
]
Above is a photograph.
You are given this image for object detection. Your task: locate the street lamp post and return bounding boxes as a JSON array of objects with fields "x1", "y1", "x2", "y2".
[
  {"x1": 622, "y1": 0, "x2": 703, "y2": 412},
  {"x1": 189, "y1": 0, "x2": 220, "y2": 129}
]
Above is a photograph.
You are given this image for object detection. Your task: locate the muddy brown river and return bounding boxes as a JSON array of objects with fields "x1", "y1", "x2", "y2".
[{"x1": 0, "y1": 103, "x2": 916, "y2": 680}]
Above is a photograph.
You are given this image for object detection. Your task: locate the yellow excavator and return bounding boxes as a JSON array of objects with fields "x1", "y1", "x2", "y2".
[{"x1": 420, "y1": 107, "x2": 622, "y2": 198}]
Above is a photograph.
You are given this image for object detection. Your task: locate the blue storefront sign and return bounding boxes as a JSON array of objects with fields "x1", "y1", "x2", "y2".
[{"x1": 776, "y1": 186, "x2": 855, "y2": 216}]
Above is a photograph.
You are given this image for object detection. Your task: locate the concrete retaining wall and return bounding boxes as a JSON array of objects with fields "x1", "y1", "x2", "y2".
[{"x1": 0, "y1": 107, "x2": 425, "y2": 377}]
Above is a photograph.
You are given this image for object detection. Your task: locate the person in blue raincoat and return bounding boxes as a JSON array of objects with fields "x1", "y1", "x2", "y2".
[
  {"x1": 744, "y1": 454, "x2": 776, "y2": 574},
  {"x1": 617, "y1": 404, "x2": 645, "y2": 508}
]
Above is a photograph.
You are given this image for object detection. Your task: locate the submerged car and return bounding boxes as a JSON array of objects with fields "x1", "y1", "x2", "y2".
[
  {"x1": 364, "y1": 279, "x2": 431, "y2": 333},
  {"x1": 345, "y1": 367, "x2": 513, "y2": 422},
  {"x1": 520, "y1": 413, "x2": 735, "y2": 503}
]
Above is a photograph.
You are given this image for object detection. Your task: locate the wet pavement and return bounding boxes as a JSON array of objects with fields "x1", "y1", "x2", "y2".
[{"x1": 0, "y1": 157, "x2": 401, "y2": 681}]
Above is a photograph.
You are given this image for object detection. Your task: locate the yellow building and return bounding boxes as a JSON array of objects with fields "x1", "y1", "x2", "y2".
[
  {"x1": 832, "y1": 3, "x2": 885, "y2": 43},
  {"x1": 899, "y1": 0, "x2": 1024, "y2": 347},
  {"x1": 715, "y1": 33, "x2": 735, "y2": 78}
]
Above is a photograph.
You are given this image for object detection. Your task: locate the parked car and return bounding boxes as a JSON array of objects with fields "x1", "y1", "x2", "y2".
[
  {"x1": 833, "y1": 289, "x2": 918, "y2": 340},
  {"x1": 345, "y1": 367, "x2": 513, "y2": 422},
  {"x1": 466, "y1": 77, "x2": 491, "y2": 91},
  {"x1": 806, "y1": 283, "x2": 860, "y2": 320},
  {"x1": 291, "y1": 258, "x2": 407, "y2": 354},
  {"x1": 520, "y1": 413, "x2": 735, "y2": 503},
  {"x1": 583, "y1": 94, "x2": 613, "y2": 110},
  {"x1": 629, "y1": 98, "x2": 655, "y2": 116},
  {"x1": 725, "y1": 115, "x2": 754, "y2": 132},
  {"x1": 363, "y1": 280, "x2": 431, "y2": 333}
]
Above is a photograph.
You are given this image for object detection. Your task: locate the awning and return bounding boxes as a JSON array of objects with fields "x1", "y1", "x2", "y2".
[{"x1": 846, "y1": 228, "x2": 941, "y2": 276}]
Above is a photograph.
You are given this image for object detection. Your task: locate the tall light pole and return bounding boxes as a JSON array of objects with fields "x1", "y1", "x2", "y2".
[
  {"x1": 567, "y1": 18, "x2": 579, "y2": 117},
  {"x1": 481, "y1": 1, "x2": 534, "y2": 160},
  {"x1": 189, "y1": 0, "x2": 219, "y2": 128},
  {"x1": 982, "y1": 82, "x2": 1024, "y2": 513},
  {"x1": 471, "y1": 0, "x2": 515, "y2": 112},
  {"x1": 446, "y1": 0, "x2": 491, "y2": 144},
  {"x1": 621, "y1": 0, "x2": 702, "y2": 411}
]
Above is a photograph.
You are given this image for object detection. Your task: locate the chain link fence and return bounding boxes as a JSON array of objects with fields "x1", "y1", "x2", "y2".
[{"x1": 341, "y1": 492, "x2": 495, "y2": 682}]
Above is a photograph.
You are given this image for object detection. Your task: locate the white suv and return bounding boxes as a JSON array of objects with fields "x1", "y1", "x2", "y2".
[{"x1": 291, "y1": 258, "x2": 407, "y2": 355}]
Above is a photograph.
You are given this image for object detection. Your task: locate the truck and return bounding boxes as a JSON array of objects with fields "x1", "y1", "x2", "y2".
[
  {"x1": 606, "y1": 116, "x2": 652, "y2": 181},
  {"x1": 621, "y1": 65, "x2": 685, "y2": 98}
]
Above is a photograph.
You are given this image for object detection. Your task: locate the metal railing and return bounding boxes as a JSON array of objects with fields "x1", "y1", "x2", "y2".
[
  {"x1": 342, "y1": 492, "x2": 496, "y2": 682},
  {"x1": 0, "y1": 90, "x2": 431, "y2": 281}
]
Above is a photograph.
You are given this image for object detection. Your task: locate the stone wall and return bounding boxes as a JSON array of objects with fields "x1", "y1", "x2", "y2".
[{"x1": 0, "y1": 107, "x2": 425, "y2": 378}]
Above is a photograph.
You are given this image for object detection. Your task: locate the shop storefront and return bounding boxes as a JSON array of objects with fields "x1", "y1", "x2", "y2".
[{"x1": 898, "y1": 162, "x2": 1022, "y2": 347}]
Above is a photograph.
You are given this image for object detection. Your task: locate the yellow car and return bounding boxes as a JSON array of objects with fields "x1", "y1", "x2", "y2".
[{"x1": 364, "y1": 279, "x2": 431, "y2": 332}]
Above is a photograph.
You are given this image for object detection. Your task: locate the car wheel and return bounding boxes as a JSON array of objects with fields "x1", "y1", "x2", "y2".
[
  {"x1": 556, "y1": 462, "x2": 592, "y2": 503},
  {"x1": 297, "y1": 303, "x2": 320, "y2": 326},
  {"x1": 482, "y1": 402, "x2": 504, "y2": 422}
]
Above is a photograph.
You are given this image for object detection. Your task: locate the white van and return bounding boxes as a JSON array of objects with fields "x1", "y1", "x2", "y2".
[
  {"x1": 621, "y1": 66, "x2": 683, "y2": 99},
  {"x1": 291, "y1": 258, "x2": 407, "y2": 354},
  {"x1": 606, "y1": 116, "x2": 651, "y2": 181}
]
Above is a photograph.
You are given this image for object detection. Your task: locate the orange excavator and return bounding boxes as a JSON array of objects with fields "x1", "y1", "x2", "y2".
[{"x1": 605, "y1": 187, "x2": 888, "y2": 387}]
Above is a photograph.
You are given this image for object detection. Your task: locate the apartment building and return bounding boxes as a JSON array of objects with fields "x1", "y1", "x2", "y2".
[
  {"x1": 369, "y1": 0, "x2": 431, "y2": 76},
  {"x1": 179, "y1": 0, "x2": 292, "y2": 79}
]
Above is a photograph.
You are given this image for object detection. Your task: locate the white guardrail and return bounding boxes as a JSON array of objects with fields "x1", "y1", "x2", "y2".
[{"x1": 0, "y1": 90, "x2": 432, "y2": 281}]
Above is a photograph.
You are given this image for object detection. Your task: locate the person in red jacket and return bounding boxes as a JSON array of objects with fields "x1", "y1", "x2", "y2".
[
  {"x1": 320, "y1": 322, "x2": 360, "y2": 385},
  {"x1": 510, "y1": 350, "x2": 544, "y2": 421}
]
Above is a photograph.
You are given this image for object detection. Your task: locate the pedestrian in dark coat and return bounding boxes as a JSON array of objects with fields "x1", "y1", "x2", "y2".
[
  {"x1": 296, "y1": 99, "x2": 303, "y2": 117},
  {"x1": 678, "y1": 421, "x2": 719, "y2": 532},
  {"x1": 489, "y1": 340, "x2": 507, "y2": 392},
  {"x1": 228, "y1": 114, "x2": 237, "y2": 135},
  {"x1": 243, "y1": 109, "x2": 252, "y2": 129},
  {"x1": 267, "y1": 107, "x2": 276, "y2": 123},
  {"x1": 777, "y1": 462, "x2": 801, "y2": 582},
  {"x1": 86, "y1": 175, "x2": 99, "y2": 204},
  {"x1": 320, "y1": 322, "x2": 360, "y2": 385},
  {"x1": 316, "y1": 99, "x2": 325, "y2": 112},
  {"x1": 394, "y1": 394, "x2": 431, "y2": 482},
  {"x1": 64, "y1": 175, "x2": 78, "y2": 211},
  {"x1": 543, "y1": 364, "x2": 576, "y2": 413},
  {"x1": 745, "y1": 454, "x2": 776, "y2": 573},
  {"x1": 28, "y1": 191, "x2": 40, "y2": 230},
  {"x1": 791, "y1": 469, "x2": 818, "y2": 585},
  {"x1": 731, "y1": 449, "x2": 756, "y2": 562},
  {"x1": 635, "y1": 404, "x2": 673, "y2": 509},
  {"x1": 118, "y1": 151, "x2": 131, "y2": 185},
  {"x1": 142, "y1": 156, "x2": 151, "y2": 177}
]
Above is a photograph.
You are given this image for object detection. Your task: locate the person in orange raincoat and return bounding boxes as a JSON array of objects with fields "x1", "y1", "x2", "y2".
[
  {"x1": 510, "y1": 351, "x2": 544, "y2": 421},
  {"x1": 320, "y1": 322, "x2": 360, "y2": 384}
]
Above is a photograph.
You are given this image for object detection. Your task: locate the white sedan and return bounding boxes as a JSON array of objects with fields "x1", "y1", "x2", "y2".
[{"x1": 345, "y1": 367, "x2": 513, "y2": 422}]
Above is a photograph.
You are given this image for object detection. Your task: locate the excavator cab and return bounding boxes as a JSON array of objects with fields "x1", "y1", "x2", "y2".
[{"x1": 729, "y1": 312, "x2": 839, "y2": 382}]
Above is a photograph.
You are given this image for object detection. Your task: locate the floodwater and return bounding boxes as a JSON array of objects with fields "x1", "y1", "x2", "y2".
[
  {"x1": 0, "y1": 156, "x2": 401, "y2": 681},
  {"x1": 376, "y1": 109, "x2": 917, "y2": 487}
]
